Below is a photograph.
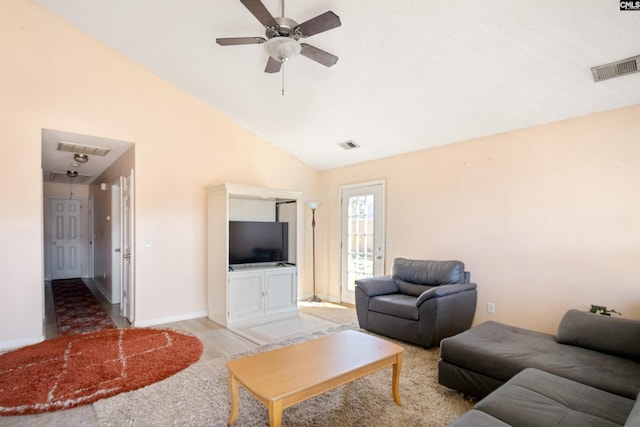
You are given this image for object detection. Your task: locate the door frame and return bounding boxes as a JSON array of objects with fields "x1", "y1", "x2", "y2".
[
  {"x1": 88, "y1": 196, "x2": 94, "y2": 280},
  {"x1": 339, "y1": 180, "x2": 386, "y2": 304},
  {"x1": 111, "y1": 178, "x2": 122, "y2": 305},
  {"x1": 120, "y1": 170, "x2": 135, "y2": 323}
]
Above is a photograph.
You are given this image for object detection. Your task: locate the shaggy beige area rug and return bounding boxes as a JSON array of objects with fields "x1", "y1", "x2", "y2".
[{"x1": 94, "y1": 324, "x2": 473, "y2": 426}]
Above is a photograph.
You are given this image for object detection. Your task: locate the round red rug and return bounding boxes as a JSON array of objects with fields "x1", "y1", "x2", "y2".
[{"x1": 0, "y1": 328, "x2": 203, "y2": 416}]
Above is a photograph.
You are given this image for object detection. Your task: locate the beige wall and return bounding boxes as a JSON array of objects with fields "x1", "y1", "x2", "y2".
[
  {"x1": 318, "y1": 105, "x2": 640, "y2": 333},
  {"x1": 0, "y1": 0, "x2": 319, "y2": 349}
]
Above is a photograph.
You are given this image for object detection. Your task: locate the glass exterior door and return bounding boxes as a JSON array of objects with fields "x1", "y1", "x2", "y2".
[{"x1": 340, "y1": 182, "x2": 384, "y2": 304}]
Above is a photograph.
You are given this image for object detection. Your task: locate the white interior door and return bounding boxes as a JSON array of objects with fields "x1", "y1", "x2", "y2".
[
  {"x1": 340, "y1": 182, "x2": 385, "y2": 304},
  {"x1": 111, "y1": 179, "x2": 122, "y2": 304},
  {"x1": 120, "y1": 170, "x2": 135, "y2": 322},
  {"x1": 50, "y1": 198, "x2": 83, "y2": 280},
  {"x1": 88, "y1": 196, "x2": 94, "y2": 279}
]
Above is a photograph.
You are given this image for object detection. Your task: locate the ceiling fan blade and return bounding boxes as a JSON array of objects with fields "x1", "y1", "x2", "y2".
[
  {"x1": 300, "y1": 43, "x2": 339, "y2": 67},
  {"x1": 296, "y1": 11, "x2": 341, "y2": 37},
  {"x1": 240, "y1": 0, "x2": 277, "y2": 28},
  {"x1": 216, "y1": 37, "x2": 266, "y2": 46},
  {"x1": 264, "y1": 57, "x2": 282, "y2": 73}
]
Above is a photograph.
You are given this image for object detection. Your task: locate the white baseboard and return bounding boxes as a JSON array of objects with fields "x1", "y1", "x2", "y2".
[
  {"x1": 0, "y1": 335, "x2": 44, "y2": 352},
  {"x1": 133, "y1": 310, "x2": 209, "y2": 328},
  {"x1": 298, "y1": 294, "x2": 340, "y2": 303},
  {"x1": 92, "y1": 280, "x2": 113, "y2": 304}
]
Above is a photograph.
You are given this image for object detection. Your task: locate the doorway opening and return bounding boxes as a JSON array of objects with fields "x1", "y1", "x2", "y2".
[{"x1": 41, "y1": 128, "x2": 135, "y2": 332}]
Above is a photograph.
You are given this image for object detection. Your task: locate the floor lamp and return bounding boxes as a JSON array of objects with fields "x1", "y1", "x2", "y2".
[{"x1": 309, "y1": 201, "x2": 321, "y2": 302}]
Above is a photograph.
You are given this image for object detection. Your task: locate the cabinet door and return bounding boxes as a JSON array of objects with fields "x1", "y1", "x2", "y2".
[
  {"x1": 228, "y1": 272, "x2": 264, "y2": 321},
  {"x1": 265, "y1": 269, "x2": 297, "y2": 311}
]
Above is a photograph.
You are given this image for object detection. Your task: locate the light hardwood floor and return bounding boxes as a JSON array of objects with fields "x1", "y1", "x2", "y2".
[{"x1": 0, "y1": 281, "x2": 356, "y2": 426}]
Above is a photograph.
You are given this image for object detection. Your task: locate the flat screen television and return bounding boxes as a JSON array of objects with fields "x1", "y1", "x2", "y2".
[{"x1": 228, "y1": 221, "x2": 289, "y2": 265}]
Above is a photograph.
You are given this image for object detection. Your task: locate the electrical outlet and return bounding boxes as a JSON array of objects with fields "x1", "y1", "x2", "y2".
[{"x1": 487, "y1": 302, "x2": 496, "y2": 314}]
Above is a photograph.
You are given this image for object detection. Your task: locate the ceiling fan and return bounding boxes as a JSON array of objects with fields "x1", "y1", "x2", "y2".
[{"x1": 216, "y1": 0, "x2": 341, "y2": 74}]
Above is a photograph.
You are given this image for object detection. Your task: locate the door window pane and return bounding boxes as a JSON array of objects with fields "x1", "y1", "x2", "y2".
[{"x1": 346, "y1": 194, "x2": 375, "y2": 291}]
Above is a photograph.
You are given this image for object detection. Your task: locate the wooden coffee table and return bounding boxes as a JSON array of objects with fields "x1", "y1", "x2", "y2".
[{"x1": 226, "y1": 330, "x2": 404, "y2": 427}]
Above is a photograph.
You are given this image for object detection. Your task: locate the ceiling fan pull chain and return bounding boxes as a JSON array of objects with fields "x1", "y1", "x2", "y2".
[{"x1": 282, "y1": 61, "x2": 285, "y2": 96}]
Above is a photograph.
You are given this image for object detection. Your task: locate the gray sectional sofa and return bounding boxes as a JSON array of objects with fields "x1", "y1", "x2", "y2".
[
  {"x1": 440, "y1": 309, "x2": 640, "y2": 426},
  {"x1": 449, "y1": 368, "x2": 640, "y2": 426}
]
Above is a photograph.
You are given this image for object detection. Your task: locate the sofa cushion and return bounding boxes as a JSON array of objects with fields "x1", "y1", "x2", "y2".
[
  {"x1": 392, "y1": 258, "x2": 465, "y2": 290},
  {"x1": 471, "y1": 368, "x2": 634, "y2": 427},
  {"x1": 557, "y1": 309, "x2": 640, "y2": 361},
  {"x1": 394, "y1": 280, "x2": 433, "y2": 297},
  {"x1": 448, "y1": 409, "x2": 511, "y2": 426},
  {"x1": 369, "y1": 294, "x2": 419, "y2": 320},
  {"x1": 439, "y1": 320, "x2": 640, "y2": 399}
]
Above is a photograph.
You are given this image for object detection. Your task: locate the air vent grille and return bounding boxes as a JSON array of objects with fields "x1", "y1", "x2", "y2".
[
  {"x1": 57, "y1": 142, "x2": 110, "y2": 156},
  {"x1": 338, "y1": 140, "x2": 359, "y2": 150},
  {"x1": 591, "y1": 55, "x2": 640, "y2": 82},
  {"x1": 47, "y1": 171, "x2": 92, "y2": 184}
]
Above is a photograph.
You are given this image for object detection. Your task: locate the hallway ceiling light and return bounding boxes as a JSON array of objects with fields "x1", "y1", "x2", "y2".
[{"x1": 73, "y1": 153, "x2": 89, "y2": 163}]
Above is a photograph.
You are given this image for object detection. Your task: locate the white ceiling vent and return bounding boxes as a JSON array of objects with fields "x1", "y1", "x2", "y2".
[
  {"x1": 338, "y1": 140, "x2": 360, "y2": 150},
  {"x1": 57, "y1": 141, "x2": 111, "y2": 156},
  {"x1": 591, "y1": 55, "x2": 640, "y2": 82}
]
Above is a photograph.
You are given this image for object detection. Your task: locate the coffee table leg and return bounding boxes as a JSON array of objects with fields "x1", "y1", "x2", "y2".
[
  {"x1": 392, "y1": 353, "x2": 403, "y2": 405},
  {"x1": 268, "y1": 399, "x2": 283, "y2": 427},
  {"x1": 228, "y1": 372, "x2": 239, "y2": 426}
]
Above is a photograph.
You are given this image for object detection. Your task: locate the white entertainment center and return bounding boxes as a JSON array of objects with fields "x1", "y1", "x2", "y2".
[{"x1": 206, "y1": 183, "x2": 302, "y2": 328}]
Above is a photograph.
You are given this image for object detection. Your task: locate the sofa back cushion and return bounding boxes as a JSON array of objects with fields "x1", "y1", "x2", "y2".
[
  {"x1": 556, "y1": 309, "x2": 640, "y2": 361},
  {"x1": 392, "y1": 259, "x2": 466, "y2": 296},
  {"x1": 393, "y1": 280, "x2": 434, "y2": 297}
]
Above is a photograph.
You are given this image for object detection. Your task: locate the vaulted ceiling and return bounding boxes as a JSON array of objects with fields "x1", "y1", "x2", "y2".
[{"x1": 35, "y1": 0, "x2": 640, "y2": 170}]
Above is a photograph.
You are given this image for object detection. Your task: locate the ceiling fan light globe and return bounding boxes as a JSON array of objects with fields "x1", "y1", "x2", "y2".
[{"x1": 264, "y1": 36, "x2": 301, "y2": 62}]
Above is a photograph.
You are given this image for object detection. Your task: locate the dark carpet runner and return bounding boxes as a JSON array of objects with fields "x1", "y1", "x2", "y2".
[{"x1": 51, "y1": 278, "x2": 116, "y2": 336}]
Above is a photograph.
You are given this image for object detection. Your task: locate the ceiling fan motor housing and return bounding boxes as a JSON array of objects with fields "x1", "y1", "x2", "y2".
[{"x1": 266, "y1": 17, "x2": 300, "y2": 39}]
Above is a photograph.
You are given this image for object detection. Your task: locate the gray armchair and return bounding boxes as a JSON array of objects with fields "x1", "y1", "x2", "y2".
[{"x1": 355, "y1": 258, "x2": 477, "y2": 348}]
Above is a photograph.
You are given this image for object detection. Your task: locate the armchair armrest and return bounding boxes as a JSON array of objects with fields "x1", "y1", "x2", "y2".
[
  {"x1": 355, "y1": 276, "x2": 399, "y2": 297},
  {"x1": 416, "y1": 283, "x2": 477, "y2": 306}
]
